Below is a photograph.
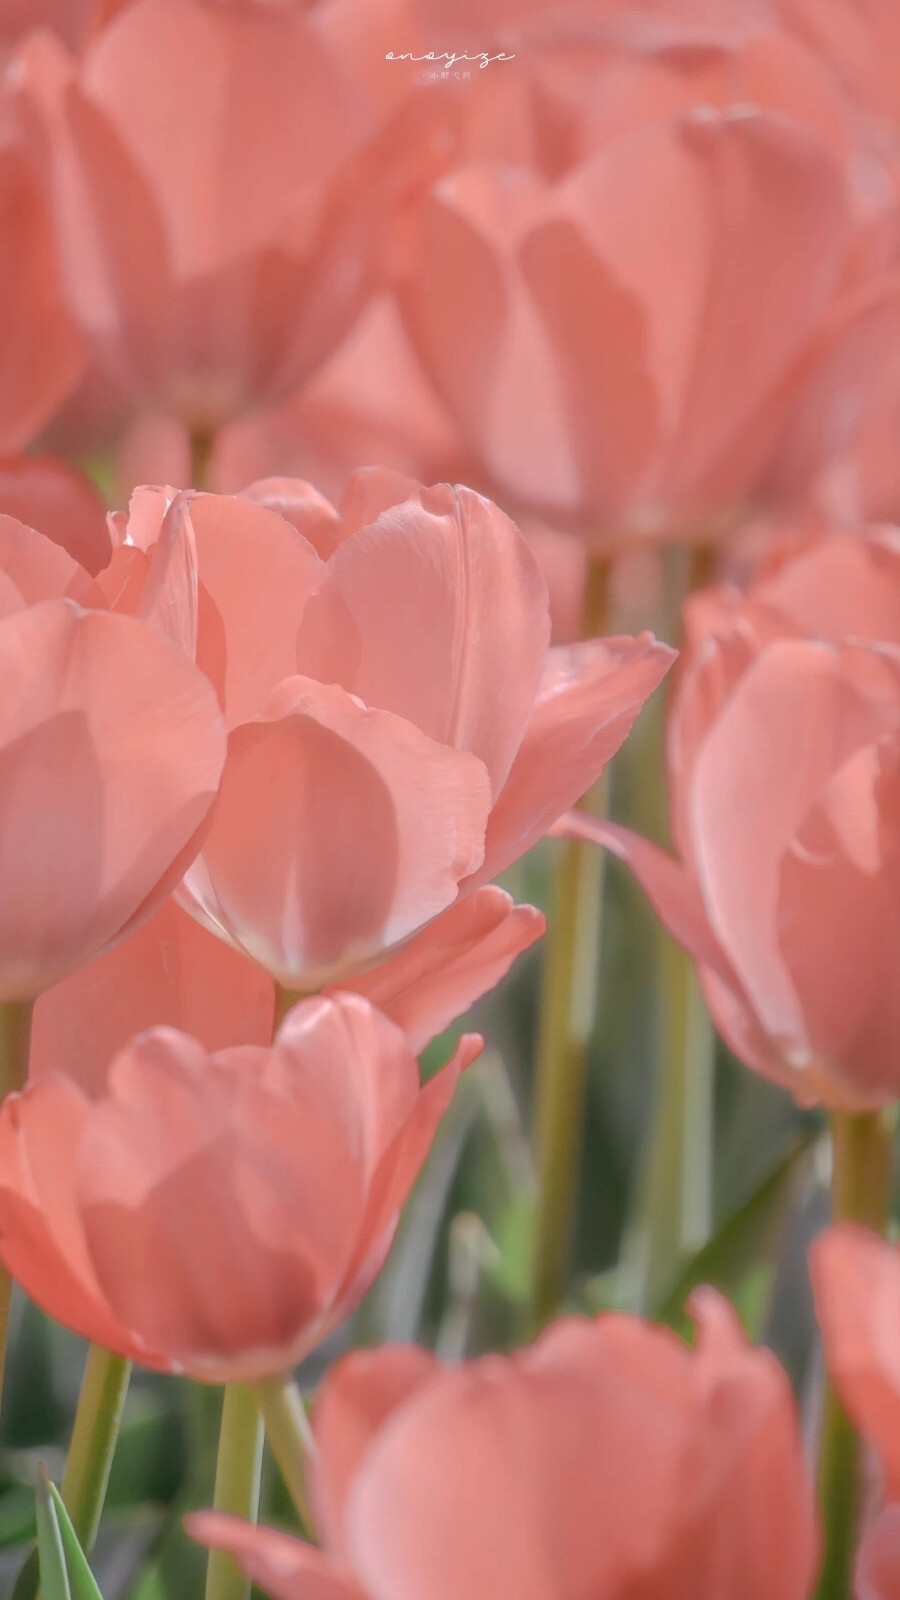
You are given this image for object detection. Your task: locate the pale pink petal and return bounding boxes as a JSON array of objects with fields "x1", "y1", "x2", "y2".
[
  {"x1": 0, "y1": 600, "x2": 225, "y2": 998},
  {"x1": 475, "y1": 634, "x2": 674, "y2": 883},
  {"x1": 181, "y1": 677, "x2": 491, "y2": 988},
  {"x1": 31, "y1": 898, "x2": 274, "y2": 1096},
  {"x1": 0, "y1": 456, "x2": 110, "y2": 576},
  {"x1": 810, "y1": 1224, "x2": 900, "y2": 1500},
  {"x1": 189, "y1": 493, "x2": 325, "y2": 726},
  {"x1": 312, "y1": 1345, "x2": 440, "y2": 1557},
  {"x1": 186, "y1": 1515, "x2": 367, "y2": 1600},
  {"x1": 340, "y1": 888, "x2": 544, "y2": 1051},
  {"x1": 296, "y1": 482, "x2": 550, "y2": 795},
  {"x1": 856, "y1": 1508, "x2": 900, "y2": 1600}
]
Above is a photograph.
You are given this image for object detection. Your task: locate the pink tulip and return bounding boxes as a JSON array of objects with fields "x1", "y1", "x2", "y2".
[
  {"x1": 856, "y1": 1507, "x2": 900, "y2": 1600},
  {"x1": 811, "y1": 1223, "x2": 900, "y2": 1502},
  {"x1": 0, "y1": 454, "x2": 110, "y2": 574},
  {"x1": 135, "y1": 470, "x2": 671, "y2": 989},
  {"x1": 190, "y1": 1289, "x2": 818, "y2": 1600},
  {"x1": 18, "y1": 0, "x2": 452, "y2": 433},
  {"x1": 395, "y1": 19, "x2": 900, "y2": 544},
  {"x1": 560, "y1": 530, "x2": 900, "y2": 1107},
  {"x1": 0, "y1": 993, "x2": 480, "y2": 1379},
  {"x1": 0, "y1": 502, "x2": 225, "y2": 998},
  {"x1": 31, "y1": 884, "x2": 543, "y2": 1089},
  {"x1": 0, "y1": 83, "x2": 83, "y2": 452}
]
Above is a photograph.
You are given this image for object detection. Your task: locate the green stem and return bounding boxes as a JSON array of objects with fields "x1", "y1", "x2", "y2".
[
  {"x1": 190, "y1": 430, "x2": 214, "y2": 492},
  {"x1": 528, "y1": 559, "x2": 610, "y2": 1333},
  {"x1": 205, "y1": 1385, "x2": 264, "y2": 1600},
  {"x1": 0, "y1": 1000, "x2": 33, "y2": 1406},
  {"x1": 624, "y1": 941, "x2": 716, "y2": 1312},
  {"x1": 60, "y1": 1346, "x2": 131, "y2": 1552},
  {"x1": 252, "y1": 1376, "x2": 315, "y2": 1535},
  {"x1": 815, "y1": 1110, "x2": 893, "y2": 1600},
  {"x1": 273, "y1": 985, "x2": 305, "y2": 1031}
]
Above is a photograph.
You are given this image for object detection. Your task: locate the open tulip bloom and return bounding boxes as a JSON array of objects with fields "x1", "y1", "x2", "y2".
[
  {"x1": 0, "y1": 992, "x2": 481, "y2": 1381},
  {"x1": 560, "y1": 529, "x2": 900, "y2": 1109},
  {"x1": 147, "y1": 468, "x2": 674, "y2": 991},
  {"x1": 190, "y1": 1289, "x2": 818, "y2": 1600}
]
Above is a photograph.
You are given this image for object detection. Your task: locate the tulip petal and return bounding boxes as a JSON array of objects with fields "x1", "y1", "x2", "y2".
[
  {"x1": 810, "y1": 1223, "x2": 900, "y2": 1499},
  {"x1": 312, "y1": 1345, "x2": 440, "y2": 1556},
  {"x1": 31, "y1": 898, "x2": 275, "y2": 1096},
  {"x1": 477, "y1": 634, "x2": 674, "y2": 883},
  {"x1": 182, "y1": 677, "x2": 491, "y2": 988},
  {"x1": 689, "y1": 639, "x2": 899, "y2": 1056},
  {"x1": 0, "y1": 457, "x2": 110, "y2": 576},
  {"x1": 188, "y1": 493, "x2": 325, "y2": 726},
  {"x1": 340, "y1": 888, "x2": 544, "y2": 1051},
  {"x1": 186, "y1": 1515, "x2": 366, "y2": 1600},
  {"x1": 296, "y1": 482, "x2": 550, "y2": 795},
  {"x1": 0, "y1": 600, "x2": 225, "y2": 999},
  {"x1": 856, "y1": 1507, "x2": 900, "y2": 1600}
]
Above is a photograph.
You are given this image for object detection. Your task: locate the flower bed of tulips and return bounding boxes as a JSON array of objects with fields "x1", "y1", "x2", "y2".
[{"x1": 0, "y1": 2, "x2": 899, "y2": 1598}]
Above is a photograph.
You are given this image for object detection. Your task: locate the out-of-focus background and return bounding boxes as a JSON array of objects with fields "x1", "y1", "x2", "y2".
[{"x1": 3, "y1": 0, "x2": 900, "y2": 1591}]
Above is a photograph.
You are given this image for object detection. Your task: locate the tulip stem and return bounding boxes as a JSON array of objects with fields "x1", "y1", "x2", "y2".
[
  {"x1": 0, "y1": 1000, "x2": 33, "y2": 1408},
  {"x1": 528, "y1": 558, "x2": 610, "y2": 1333},
  {"x1": 60, "y1": 1345, "x2": 131, "y2": 1552},
  {"x1": 625, "y1": 939, "x2": 715, "y2": 1312},
  {"x1": 205, "y1": 1385, "x2": 264, "y2": 1600},
  {"x1": 191, "y1": 430, "x2": 214, "y2": 491},
  {"x1": 815, "y1": 1110, "x2": 893, "y2": 1600},
  {"x1": 252, "y1": 1376, "x2": 315, "y2": 1535}
]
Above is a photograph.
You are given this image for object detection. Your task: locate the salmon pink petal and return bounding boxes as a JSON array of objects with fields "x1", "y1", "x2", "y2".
[
  {"x1": 337, "y1": 466, "x2": 423, "y2": 540},
  {"x1": 857, "y1": 1508, "x2": 900, "y2": 1600},
  {"x1": 31, "y1": 898, "x2": 274, "y2": 1096},
  {"x1": 274, "y1": 994, "x2": 423, "y2": 1183},
  {"x1": 810, "y1": 1223, "x2": 900, "y2": 1499},
  {"x1": 77, "y1": 1030, "x2": 365, "y2": 1379},
  {"x1": 0, "y1": 1077, "x2": 126, "y2": 1353},
  {"x1": 345, "y1": 1327, "x2": 684, "y2": 1600},
  {"x1": 0, "y1": 514, "x2": 100, "y2": 608},
  {"x1": 186, "y1": 1516, "x2": 367, "y2": 1600},
  {"x1": 243, "y1": 478, "x2": 344, "y2": 561},
  {"x1": 182, "y1": 677, "x2": 490, "y2": 988},
  {"x1": 0, "y1": 600, "x2": 225, "y2": 999},
  {"x1": 312, "y1": 1346, "x2": 440, "y2": 1556},
  {"x1": 0, "y1": 456, "x2": 110, "y2": 576},
  {"x1": 0, "y1": 121, "x2": 84, "y2": 452},
  {"x1": 295, "y1": 483, "x2": 549, "y2": 795},
  {"x1": 776, "y1": 739, "x2": 900, "y2": 1097},
  {"x1": 689, "y1": 640, "x2": 899, "y2": 1056},
  {"x1": 549, "y1": 814, "x2": 730, "y2": 982},
  {"x1": 334, "y1": 1033, "x2": 482, "y2": 1316},
  {"x1": 476, "y1": 634, "x2": 674, "y2": 884},
  {"x1": 341, "y1": 888, "x2": 544, "y2": 1051},
  {"x1": 189, "y1": 493, "x2": 325, "y2": 726}
]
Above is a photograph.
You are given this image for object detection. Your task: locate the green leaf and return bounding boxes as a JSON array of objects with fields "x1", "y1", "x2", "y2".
[
  {"x1": 47, "y1": 1481, "x2": 104, "y2": 1600},
  {"x1": 35, "y1": 1465, "x2": 71, "y2": 1600},
  {"x1": 654, "y1": 1131, "x2": 818, "y2": 1334}
]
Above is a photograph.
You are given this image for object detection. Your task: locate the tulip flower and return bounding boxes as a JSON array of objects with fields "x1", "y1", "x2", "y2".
[
  {"x1": 395, "y1": 20, "x2": 900, "y2": 545},
  {"x1": 17, "y1": 0, "x2": 453, "y2": 436},
  {"x1": 0, "y1": 454, "x2": 110, "y2": 574},
  {"x1": 811, "y1": 1223, "x2": 900, "y2": 1501},
  {"x1": 190, "y1": 1288, "x2": 818, "y2": 1600},
  {"x1": 559, "y1": 531, "x2": 900, "y2": 1107},
  {"x1": 145, "y1": 471, "x2": 672, "y2": 989},
  {"x1": 856, "y1": 1507, "x2": 900, "y2": 1600},
  {"x1": 0, "y1": 993, "x2": 480, "y2": 1379},
  {"x1": 30, "y1": 883, "x2": 543, "y2": 1090},
  {"x1": 0, "y1": 85, "x2": 83, "y2": 453},
  {"x1": 0, "y1": 503, "x2": 226, "y2": 999}
]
